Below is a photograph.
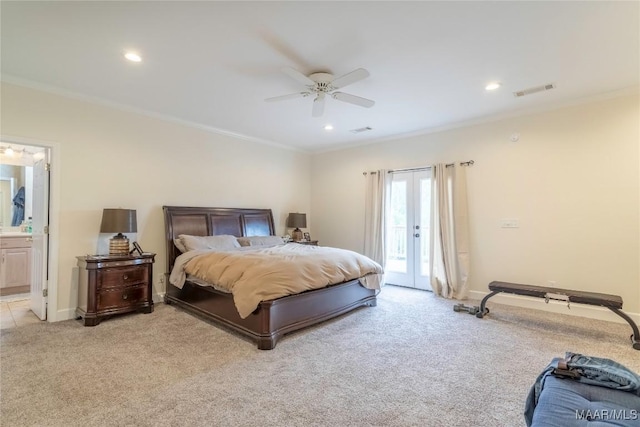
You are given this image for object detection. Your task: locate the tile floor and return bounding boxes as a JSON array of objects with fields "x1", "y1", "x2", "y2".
[{"x1": 0, "y1": 298, "x2": 41, "y2": 329}]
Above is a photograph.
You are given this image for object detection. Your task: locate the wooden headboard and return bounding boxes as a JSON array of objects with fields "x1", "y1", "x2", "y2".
[{"x1": 162, "y1": 206, "x2": 275, "y2": 274}]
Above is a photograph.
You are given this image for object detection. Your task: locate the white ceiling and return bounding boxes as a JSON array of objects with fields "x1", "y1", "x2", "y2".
[{"x1": 2, "y1": 1, "x2": 638, "y2": 152}]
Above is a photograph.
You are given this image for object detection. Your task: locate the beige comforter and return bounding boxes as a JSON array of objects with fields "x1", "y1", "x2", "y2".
[{"x1": 169, "y1": 244, "x2": 383, "y2": 318}]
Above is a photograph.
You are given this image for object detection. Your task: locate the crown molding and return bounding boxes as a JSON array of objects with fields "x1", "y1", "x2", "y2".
[
  {"x1": 1, "y1": 75, "x2": 302, "y2": 153},
  {"x1": 4, "y1": 75, "x2": 636, "y2": 156},
  {"x1": 314, "y1": 85, "x2": 640, "y2": 154}
]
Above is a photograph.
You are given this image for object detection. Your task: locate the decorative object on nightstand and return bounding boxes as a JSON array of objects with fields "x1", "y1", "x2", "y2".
[
  {"x1": 287, "y1": 212, "x2": 307, "y2": 242},
  {"x1": 76, "y1": 253, "x2": 155, "y2": 326},
  {"x1": 100, "y1": 208, "x2": 137, "y2": 255}
]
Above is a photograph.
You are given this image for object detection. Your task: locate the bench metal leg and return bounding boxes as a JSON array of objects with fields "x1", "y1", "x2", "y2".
[
  {"x1": 476, "y1": 290, "x2": 500, "y2": 318},
  {"x1": 608, "y1": 307, "x2": 640, "y2": 351}
]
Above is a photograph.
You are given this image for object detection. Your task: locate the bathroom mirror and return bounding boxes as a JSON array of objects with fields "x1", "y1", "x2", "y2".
[
  {"x1": 0, "y1": 165, "x2": 29, "y2": 229},
  {"x1": 0, "y1": 142, "x2": 40, "y2": 230}
]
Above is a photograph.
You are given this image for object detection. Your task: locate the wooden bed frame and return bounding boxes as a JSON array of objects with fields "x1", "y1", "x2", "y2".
[{"x1": 163, "y1": 206, "x2": 377, "y2": 350}]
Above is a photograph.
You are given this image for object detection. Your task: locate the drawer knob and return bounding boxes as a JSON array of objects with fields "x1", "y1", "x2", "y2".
[
  {"x1": 123, "y1": 294, "x2": 128, "y2": 300},
  {"x1": 123, "y1": 274, "x2": 128, "y2": 280}
]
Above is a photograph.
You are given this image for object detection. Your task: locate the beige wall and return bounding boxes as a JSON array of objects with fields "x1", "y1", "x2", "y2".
[
  {"x1": 2, "y1": 81, "x2": 638, "y2": 322},
  {"x1": 1, "y1": 82, "x2": 311, "y2": 319},
  {"x1": 311, "y1": 93, "x2": 640, "y2": 316}
]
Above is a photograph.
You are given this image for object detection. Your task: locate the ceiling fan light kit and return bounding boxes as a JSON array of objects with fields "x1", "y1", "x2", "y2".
[{"x1": 265, "y1": 67, "x2": 375, "y2": 117}]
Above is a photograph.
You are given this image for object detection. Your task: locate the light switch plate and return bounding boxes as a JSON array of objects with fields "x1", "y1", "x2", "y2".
[{"x1": 501, "y1": 219, "x2": 520, "y2": 228}]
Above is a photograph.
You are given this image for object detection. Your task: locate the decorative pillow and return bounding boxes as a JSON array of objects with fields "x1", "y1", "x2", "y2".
[
  {"x1": 236, "y1": 235, "x2": 285, "y2": 247},
  {"x1": 178, "y1": 234, "x2": 241, "y2": 252}
]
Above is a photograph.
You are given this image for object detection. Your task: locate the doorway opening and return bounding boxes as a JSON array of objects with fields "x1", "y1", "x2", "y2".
[{"x1": 0, "y1": 141, "x2": 50, "y2": 323}]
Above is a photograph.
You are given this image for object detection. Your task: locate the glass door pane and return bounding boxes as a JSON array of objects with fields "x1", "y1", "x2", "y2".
[
  {"x1": 387, "y1": 180, "x2": 407, "y2": 273},
  {"x1": 385, "y1": 172, "x2": 415, "y2": 287}
]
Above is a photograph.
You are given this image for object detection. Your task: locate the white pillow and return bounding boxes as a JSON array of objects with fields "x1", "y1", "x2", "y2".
[
  {"x1": 174, "y1": 238, "x2": 188, "y2": 253},
  {"x1": 178, "y1": 234, "x2": 241, "y2": 252},
  {"x1": 236, "y1": 235, "x2": 285, "y2": 247}
]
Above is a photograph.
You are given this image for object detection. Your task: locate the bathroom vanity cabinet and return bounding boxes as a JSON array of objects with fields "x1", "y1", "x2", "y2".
[{"x1": 0, "y1": 235, "x2": 32, "y2": 295}]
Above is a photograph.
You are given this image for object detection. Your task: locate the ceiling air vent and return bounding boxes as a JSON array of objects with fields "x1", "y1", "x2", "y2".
[
  {"x1": 513, "y1": 83, "x2": 556, "y2": 97},
  {"x1": 350, "y1": 126, "x2": 373, "y2": 134}
]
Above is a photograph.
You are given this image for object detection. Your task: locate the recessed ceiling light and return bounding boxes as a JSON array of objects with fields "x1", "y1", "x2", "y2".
[
  {"x1": 485, "y1": 82, "x2": 501, "y2": 91},
  {"x1": 324, "y1": 124, "x2": 334, "y2": 131},
  {"x1": 124, "y1": 52, "x2": 142, "y2": 62}
]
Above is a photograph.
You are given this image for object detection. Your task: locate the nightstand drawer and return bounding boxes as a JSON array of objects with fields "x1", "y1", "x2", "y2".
[
  {"x1": 97, "y1": 284, "x2": 148, "y2": 310},
  {"x1": 98, "y1": 266, "x2": 148, "y2": 288}
]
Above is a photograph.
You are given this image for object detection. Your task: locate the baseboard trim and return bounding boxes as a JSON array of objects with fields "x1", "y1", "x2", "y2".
[
  {"x1": 53, "y1": 308, "x2": 77, "y2": 322},
  {"x1": 467, "y1": 290, "x2": 640, "y2": 325}
]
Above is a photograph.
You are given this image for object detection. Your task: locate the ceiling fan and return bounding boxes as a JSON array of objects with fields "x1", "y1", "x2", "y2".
[{"x1": 265, "y1": 67, "x2": 375, "y2": 117}]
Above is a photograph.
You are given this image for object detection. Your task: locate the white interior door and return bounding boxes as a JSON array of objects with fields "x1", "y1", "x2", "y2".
[
  {"x1": 30, "y1": 151, "x2": 49, "y2": 320},
  {"x1": 385, "y1": 170, "x2": 431, "y2": 290}
]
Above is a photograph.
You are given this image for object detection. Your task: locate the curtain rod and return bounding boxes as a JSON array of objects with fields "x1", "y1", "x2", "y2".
[{"x1": 362, "y1": 160, "x2": 474, "y2": 175}]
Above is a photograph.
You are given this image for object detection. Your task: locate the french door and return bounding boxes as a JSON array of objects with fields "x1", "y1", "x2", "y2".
[{"x1": 385, "y1": 170, "x2": 431, "y2": 290}]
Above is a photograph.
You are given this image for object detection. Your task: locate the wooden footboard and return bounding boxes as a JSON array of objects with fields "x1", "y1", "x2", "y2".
[{"x1": 165, "y1": 278, "x2": 376, "y2": 349}]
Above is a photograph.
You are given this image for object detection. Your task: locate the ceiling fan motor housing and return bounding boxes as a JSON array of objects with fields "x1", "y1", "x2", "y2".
[{"x1": 309, "y1": 72, "x2": 335, "y2": 93}]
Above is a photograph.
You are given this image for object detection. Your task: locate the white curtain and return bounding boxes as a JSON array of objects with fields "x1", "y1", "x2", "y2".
[
  {"x1": 364, "y1": 170, "x2": 388, "y2": 267},
  {"x1": 429, "y1": 163, "x2": 470, "y2": 299}
]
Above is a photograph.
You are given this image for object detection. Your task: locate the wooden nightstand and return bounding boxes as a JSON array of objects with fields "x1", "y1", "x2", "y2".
[
  {"x1": 76, "y1": 253, "x2": 155, "y2": 326},
  {"x1": 295, "y1": 240, "x2": 319, "y2": 246}
]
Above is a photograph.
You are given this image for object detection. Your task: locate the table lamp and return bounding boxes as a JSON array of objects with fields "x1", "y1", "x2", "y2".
[
  {"x1": 100, "y1": 208, "x2": 137, "y2": 255},
  {"x1": 287, "y1": 213, "x2": 306, "y2": 242}
]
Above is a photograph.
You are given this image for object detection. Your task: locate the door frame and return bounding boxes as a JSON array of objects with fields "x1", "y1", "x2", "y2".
[{"x1": 1, "y1": 134, "x2": 60, "y2": 322}]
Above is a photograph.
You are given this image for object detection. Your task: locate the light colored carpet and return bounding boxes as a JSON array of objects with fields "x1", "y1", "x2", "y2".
[{"x1": 1, "y1": 285, "x2": 638, "y2": 427}]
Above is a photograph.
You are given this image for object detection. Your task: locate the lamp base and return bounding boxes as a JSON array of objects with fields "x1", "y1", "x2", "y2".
[
  {"x1": 109, "y1": 233, "x2": 130, "y2": 255},
  {"x1": 292, "y1": 228, "x2": 303, "y2": 242}
]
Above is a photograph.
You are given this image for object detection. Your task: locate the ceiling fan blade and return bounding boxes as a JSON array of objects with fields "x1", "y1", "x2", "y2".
[
  {"x1": 265, "y1": 92, "x2": 311, "y2": 102},
  {"x1": 331, "y1": 68, "x2": 370, "y2": 89},
  {"x1": 332, "y1": 92, "x2": 375, "y2": 108},
  {"x1": 282, "y1": 67, "x2": 315, "y2": 86},
  {"x1": 312, "y1": 94, "x2": 326, "y2": 117}
]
